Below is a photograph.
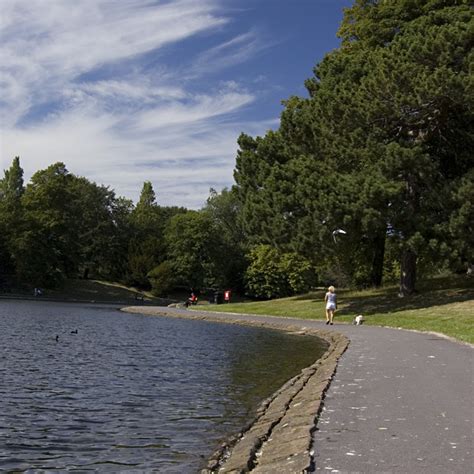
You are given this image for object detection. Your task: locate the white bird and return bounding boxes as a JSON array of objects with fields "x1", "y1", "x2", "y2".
[{"x1": 332, "y1": 228, "x2": 347, "y2": 243}]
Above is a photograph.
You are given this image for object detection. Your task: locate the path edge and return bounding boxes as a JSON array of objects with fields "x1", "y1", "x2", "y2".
[{"x1": 121, "y1": 306, "x2": 349, "y2": 473}]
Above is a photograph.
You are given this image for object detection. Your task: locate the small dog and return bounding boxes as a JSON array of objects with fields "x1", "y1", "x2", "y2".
[{"x1": 353, "y1": 314, "x2": 364, "y2": 325}]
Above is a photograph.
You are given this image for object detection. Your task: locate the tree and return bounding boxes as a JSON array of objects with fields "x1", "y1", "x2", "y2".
[
  {"x1": 447, "y1": 169, "x2": 474, "y2": 271},
  {"x1": 244, "y1": 245, "x2": 315, "y2": 299},
  {"x1": 234, "y1": 0, "x2": 473, "y2": 294},
  {"x1": 332, "y1": 0, "x2": 473, "y2": 294},
  {"x1": 12, "y1": 163, "x2": 78, "y2": 285},
  {"x1": 148, "y1": 261, "x2": 175, "y2": 296},
  {"x1": 165, "y1": 210, "x2": 229, "y2": 289},
  {"x1": 204, "y1": 187, "x2": 248, "y2": 291},
  {"x1": 127, "y1": 181, "x2": 163, "y2": 287},
  {"x1": 68, "y1": 177, "x2": 131, "y2": 280},
  {"x1": 3, "y1": 161, "x2": 133, "y2": 287},
  {"x1": 0, "y1": 157, "x2": 25, "y2": 285}
]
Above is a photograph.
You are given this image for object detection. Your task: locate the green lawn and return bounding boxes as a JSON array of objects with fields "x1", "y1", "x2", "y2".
[
  {"x1": 3, "y1": 275, "x2": 472, "y2": 343},
  {"x1": 198, "y1": 275, "x2": 474, "y2": 344},
  {"x1": 1, "y1": 279, "x2": 170, "y2": 305}
]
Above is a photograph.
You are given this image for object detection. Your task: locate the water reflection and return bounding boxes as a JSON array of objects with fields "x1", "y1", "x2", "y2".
[{"x1": 0, "y1": 300, "x2": 327, "y2": 472}]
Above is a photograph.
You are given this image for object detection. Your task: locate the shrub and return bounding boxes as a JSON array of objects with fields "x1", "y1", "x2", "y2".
[
  {"x1": 148, "y1": 261, "x2": 175, "y2": 296},
  {"x1": 281, "y1": 253, "x2": 315, "y2": 294},
  {"x1": 245, "y1": 245, "x2": 314, "y2": 299}
]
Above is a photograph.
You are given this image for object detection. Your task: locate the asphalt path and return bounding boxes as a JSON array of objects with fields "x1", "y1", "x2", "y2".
[
  {"x1": 309, "y1": 323, "x2": 472, "y2": 474},
  {"x1": 125, "y1": 307, "x2": 473, "y2": 473}
]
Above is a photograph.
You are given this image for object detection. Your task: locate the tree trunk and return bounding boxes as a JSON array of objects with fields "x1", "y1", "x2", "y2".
[
  {"x1": 399, "y1": 249, "x2": 417, "y2": 296},
  {"x1": 370, "y1": 230, "x2": 386, "y2": 287}
]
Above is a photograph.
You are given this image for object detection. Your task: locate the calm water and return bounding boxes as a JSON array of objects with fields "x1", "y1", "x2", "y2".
[{"x1": 0, "y1": 300, "x2": 327, "y2": 472}]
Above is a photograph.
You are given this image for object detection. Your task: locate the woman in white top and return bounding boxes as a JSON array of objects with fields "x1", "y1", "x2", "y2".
[{"x1": 324, "y1": 286, "x2": 337, "y2": 325}]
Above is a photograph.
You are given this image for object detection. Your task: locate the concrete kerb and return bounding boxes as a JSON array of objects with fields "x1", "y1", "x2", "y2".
[{"x1": 121, "y1": 306, "x2": 349, "y2": 473}]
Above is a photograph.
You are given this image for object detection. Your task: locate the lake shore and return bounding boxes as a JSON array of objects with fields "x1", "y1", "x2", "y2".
[
  {"x1": 121, "y1": 305, "x2": 349, "y2": 472},
  {"x1": 122, "y1": 305, "x2": 473, "y2": 473}
]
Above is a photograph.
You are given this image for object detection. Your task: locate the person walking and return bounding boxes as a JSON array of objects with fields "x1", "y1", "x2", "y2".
[{"x1": 324, "y1": 286, "x2": 337, "y2": 325}]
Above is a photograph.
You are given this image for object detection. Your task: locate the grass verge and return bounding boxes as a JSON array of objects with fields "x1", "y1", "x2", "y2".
[
  {"x1": 199, "y1": 275, "x2": 474, "y2": 344},
  {"x1": 0, "y1": 279, "x2": 172, "y2": 305}
]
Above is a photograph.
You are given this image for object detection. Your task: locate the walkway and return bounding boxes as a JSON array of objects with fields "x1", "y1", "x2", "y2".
[
  {"x1": 310, "y1": 323, "x2": 472, "y2": 473},
  {"x1": 123, "y1": 306, "x2": 473, "y2": 473}
]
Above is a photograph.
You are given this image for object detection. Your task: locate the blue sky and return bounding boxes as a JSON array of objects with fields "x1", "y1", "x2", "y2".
[{"x1": 1, "y1": 0, "x2": 352, "y2": 208}]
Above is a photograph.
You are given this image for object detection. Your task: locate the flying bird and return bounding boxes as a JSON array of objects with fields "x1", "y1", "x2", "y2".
[{"x1": 332, "y1": 229, "x2": 347, "y2": 243}]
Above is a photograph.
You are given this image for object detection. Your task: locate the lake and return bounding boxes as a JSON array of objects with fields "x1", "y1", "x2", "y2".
[{"x1": 0, "y1": 300, "x2": 327, "y2": 472}]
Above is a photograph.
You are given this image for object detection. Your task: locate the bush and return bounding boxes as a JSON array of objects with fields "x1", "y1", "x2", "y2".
[
  {"x1": 281, "y1": 253, "x2": 315, "y2": 294},
  {"x1": 148, "y1": 261, "x2": 175, "y2": 296},
  {"x1": 245, "y1": 245, "x2": 315, "y2": 299}
]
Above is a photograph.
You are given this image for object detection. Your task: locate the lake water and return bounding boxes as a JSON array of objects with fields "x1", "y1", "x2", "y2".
[{"x1": 0, "y1": 300, "x2": 327, "y2": 472}]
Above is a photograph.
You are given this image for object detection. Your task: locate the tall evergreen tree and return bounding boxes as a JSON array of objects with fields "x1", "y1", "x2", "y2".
[
  {"x1": 127, "y1": 181, "x2": 164, "y2": 287},
  {"x1": 0, "y1": 157, "x2": 25, "y2": 285},
  {"x1": 322, "y1": 0, "x2": 473, "y2": 294},
  {"x1": 234, "y1": 0, "x2": 473, "y2": 293}
]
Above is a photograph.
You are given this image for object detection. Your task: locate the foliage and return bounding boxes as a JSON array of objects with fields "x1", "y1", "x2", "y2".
[
  {"x1": 148, "y1": 261, "x2": 175, "y2": 296},
  {"x1": 0, "y1": 156, "x2": 24, "y2": 284},
  {"x1": 234, "y1": 0, "x2": 473, "y2": 295},
  {"x1": 245, "y1": 245, "x2": 315, "y2": 299},
  {"x1": 126, "y1": 181, "x2": 162, "y2": 287},
  {"x1": 207, "y1": 274, "x2": 474, "y2": 344},
  {"x1": 165, "y1": 210, "x2": 229, "y2": 289},
  {"x1": 280, "y1": 252, "x2": 315, "y2": 294},
  {"x1": 204, "y1": 187, "x2": 248, "y2": 291},
  {"x1": 2, "y1": 2, "x2": 472, "y2": 298},
  {"x1": 245, "y1": 245, "x2": 289, "y2": 299}
]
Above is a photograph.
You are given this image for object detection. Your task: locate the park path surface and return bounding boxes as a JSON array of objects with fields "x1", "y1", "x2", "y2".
[
  {"x1": 309, "y1": 323, "x2": 472, "y2": 474},
  {"x1": 123, "y1": 306, "x2": 473, "y2": 473}
]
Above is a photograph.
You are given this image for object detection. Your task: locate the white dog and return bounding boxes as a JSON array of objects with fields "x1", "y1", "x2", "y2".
[{"x1": 353, "y1": 314, "x2": 364, "y2": 325}]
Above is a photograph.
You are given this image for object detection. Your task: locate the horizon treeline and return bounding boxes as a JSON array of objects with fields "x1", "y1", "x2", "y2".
[{"x1": 1, "y1": 0, "x2": 472, "y2": 298}]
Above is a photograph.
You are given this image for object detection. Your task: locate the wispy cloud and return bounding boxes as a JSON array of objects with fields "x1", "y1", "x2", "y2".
[
  {"x1": 0, "y1": 0, "x2": 277, "y2": 208},
  {"x1": 188, "y1": 29, "x2": 275, "y2": 78}
]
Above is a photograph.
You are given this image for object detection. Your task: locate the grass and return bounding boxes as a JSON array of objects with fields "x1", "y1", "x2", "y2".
[
  {"x1": 1, "y1": 279, "x2": 171, "y2": 305},
  {"x1": 2, "y1": 275, "x2": 472, "y2": 343},
  {"x1": 197, "y1": 275, "x2": 474, "y2": 344}
]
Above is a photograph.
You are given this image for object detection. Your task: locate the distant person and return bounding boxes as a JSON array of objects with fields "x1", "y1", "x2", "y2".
[
  {"x1": 324, "y1": 286, "x2": 337, "y2": 325},
  {"x1": 186, "y1": 292, "x2": 198, "y2": 307}
]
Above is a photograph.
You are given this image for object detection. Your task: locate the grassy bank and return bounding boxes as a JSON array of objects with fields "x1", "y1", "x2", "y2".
[
  {"x1": 200, "y1": 275, "x2": 474, "y2": 344},
  {"x1": 0, "y1": 279, "x2": 172, "y2": 306}
]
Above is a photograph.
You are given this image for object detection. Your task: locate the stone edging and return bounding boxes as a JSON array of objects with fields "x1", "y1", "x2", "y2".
[{"x1": 121, "y1": 306, "x2": 349, "y2": 473}]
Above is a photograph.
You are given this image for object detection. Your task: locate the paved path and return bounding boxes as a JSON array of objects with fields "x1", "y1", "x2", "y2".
[
  {"x1": 310, "y1": 324, "x2": 472, "y2": 474},
  {"x1": 125, "y1": 307, "x2": 473, "y2": 473}
]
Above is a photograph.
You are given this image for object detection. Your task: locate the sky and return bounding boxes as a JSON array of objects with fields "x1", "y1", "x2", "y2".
[{"x1": 1, "y1": 0, "x2": 352, "y2": 209}]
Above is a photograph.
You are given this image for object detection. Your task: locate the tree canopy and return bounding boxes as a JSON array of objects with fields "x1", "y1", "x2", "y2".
[
  {"x1": 234, "y1": 0, "x2": 473, "y2": 295},
  {"x1": 1, "y1": 1, "x2": 471, "y2": 299}
]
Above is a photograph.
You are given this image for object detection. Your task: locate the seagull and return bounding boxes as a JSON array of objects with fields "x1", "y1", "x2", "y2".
[{"x1": 332, "y1": 228, "x2": 347, "y2": 243}]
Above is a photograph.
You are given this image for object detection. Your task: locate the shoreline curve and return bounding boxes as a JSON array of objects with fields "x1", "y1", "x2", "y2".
[{"x1": 121, "y1": 305, "x2": 349, "y2": 473}]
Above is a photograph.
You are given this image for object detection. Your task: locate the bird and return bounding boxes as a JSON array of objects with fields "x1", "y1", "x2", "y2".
[
  {"x1": 70, "y1": 329, "x2": 78, "y2": 334},
  {"x1": 332, "y1": 228, "x2": 347, "y2": 243},
  {"x1": 55, "y1": 335, "x2": 59, "y2": 342}
]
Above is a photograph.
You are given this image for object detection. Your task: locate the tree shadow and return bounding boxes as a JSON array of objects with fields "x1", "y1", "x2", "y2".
[
  {"x1": 293, "y1": 276, "x2": 474, "y2": 316},
  {"x1": 339, "y1": 282, "x2": 473, "y2": 316}
]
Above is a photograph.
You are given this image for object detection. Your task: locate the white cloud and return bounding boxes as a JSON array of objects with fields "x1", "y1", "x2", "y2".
[
  {"x1": 188, "y1": 30, "x2": 275, "y2": 78},
  {"x1": 2, "y1": 106, "x2": 275, "y2": 208},
  {"x1": 0, "y1": 0, "x2": 277, "y2": 209}
]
